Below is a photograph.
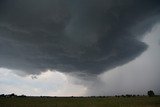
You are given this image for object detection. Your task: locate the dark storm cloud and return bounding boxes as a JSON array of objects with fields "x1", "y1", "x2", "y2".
[{"x1": 0, "y1": 0, "x2": 160, "y2": 75}]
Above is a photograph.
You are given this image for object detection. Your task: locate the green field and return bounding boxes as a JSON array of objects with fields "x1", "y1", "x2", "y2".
[{"x1": 0, "y1": 96, "x2": 160, "y2": 107}]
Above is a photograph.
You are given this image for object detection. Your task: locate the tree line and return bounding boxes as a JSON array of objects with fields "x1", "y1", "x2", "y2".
[
  {"x1": 0, "y1": 90, "x2": 156, "y2": 98},
  {"x1": 0, "y1": 93, "x2": 26, "y2": 98}
]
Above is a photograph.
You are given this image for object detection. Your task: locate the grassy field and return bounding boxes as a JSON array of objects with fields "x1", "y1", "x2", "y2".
[{"x1": 0, "y1": 96, "x2": 160, "y2": 107}]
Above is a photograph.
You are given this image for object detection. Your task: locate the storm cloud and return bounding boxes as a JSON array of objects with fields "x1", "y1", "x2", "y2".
[{"x1": 0, "y1": 0, "x2": 160, "y2": 75}]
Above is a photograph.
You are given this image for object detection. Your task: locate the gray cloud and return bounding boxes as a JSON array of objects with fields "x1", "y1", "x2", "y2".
[
  {"x1": 85, "y1": 26, "x2": 160, "y2": 95},
  {"x1": 0, "y1": 0, "x2": 160, "y2": 75}
]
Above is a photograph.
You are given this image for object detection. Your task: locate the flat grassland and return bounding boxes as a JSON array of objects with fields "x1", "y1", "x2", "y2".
[{"x1": 0, "y1": 96, "x2": 160, "y2": 107}]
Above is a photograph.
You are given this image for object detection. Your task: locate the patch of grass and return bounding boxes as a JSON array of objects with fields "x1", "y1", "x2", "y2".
[{"x1": 0, "y1": 96, "x2": 160, "y2": 107}]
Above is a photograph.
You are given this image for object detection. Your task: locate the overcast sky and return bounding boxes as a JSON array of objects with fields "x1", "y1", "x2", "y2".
[{"x1": 0, "y1": 0, "x2": 160, "y2": 96}]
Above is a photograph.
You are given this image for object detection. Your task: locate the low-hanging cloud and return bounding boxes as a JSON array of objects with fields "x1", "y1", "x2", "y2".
[{"x1": 0, "y1": 0, "x2": 160, "y2": 75}]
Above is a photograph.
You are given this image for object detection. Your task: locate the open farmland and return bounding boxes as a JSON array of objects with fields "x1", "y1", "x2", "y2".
[{"x1": 0, "y1": 96, "x2": 160, "y2": 107}]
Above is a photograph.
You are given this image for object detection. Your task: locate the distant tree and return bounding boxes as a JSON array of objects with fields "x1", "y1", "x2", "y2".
[
  {"x1": 132, "y1": 95, "x2": 136, "y2": 97},
  {"x1": 126, "y1": 94, "x2": 132, "y2": 97},
  {"x1": 9, "y1": 93, "x2": 17, "y2": 98},
  {"x1": 148, "y1": 90, "x2": 155, "y2": 97},
  {"x1": 121, "y1": 95, "x2": 125, "y2": 97},
  {"x1": 18, "y1": 95, "x2": 26, "y2": 97},
  {"x1": 0, "y1": 94, "x2": 5, "y2": 97}
]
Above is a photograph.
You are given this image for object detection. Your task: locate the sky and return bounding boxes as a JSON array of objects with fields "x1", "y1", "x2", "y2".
[{"x1": 0, "y1": 0, "x2": 160, "y2": 96}]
